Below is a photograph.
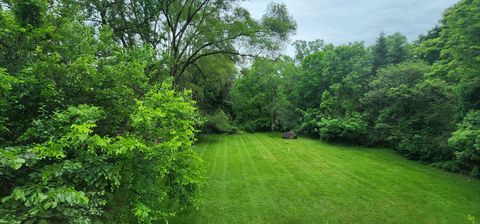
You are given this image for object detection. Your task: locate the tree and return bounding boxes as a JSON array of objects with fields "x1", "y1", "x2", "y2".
[
  {"x1": 295, "y1": 43, "x2": 371, "y2": 110},
  {"x1": 386, "y1": 32, "x2": 411, "y2": 64},
  {"x1": 180, "y1": 54, "x2": 236, "y2": 113},
  {"x1": 415, "y1": 26, "x2": 442, "y2": 64},
  {"x1": 232, "y1": 57, "x2": 297, "y2": 132},
  {"x1": 433, "y1": 0, "x2": 480, "y2": 116},
  {"x1": 293, "y1": 39, "x2": 324, "y2": 63},
  {"x1": 363, "y1": 62, "x2": 455, "y2": 161},
  {"x1": 372, "y1": 32, "x2": 389, "y2": 74},
  {"x1": 0, "y1": 84, "x2": 204, "y2": 223},
  {"x1": 82, "y1": 0, "x2": 297, "y2": 86},
  {"x1": 0, "y1": 69, "x2": 19, "y2": 141},
  {"x1": 448, "y1": 110, "x2": 480, "y2": 178},
  {"x1": 294, "y1": 43, "x2": 371, "y2": 143}
]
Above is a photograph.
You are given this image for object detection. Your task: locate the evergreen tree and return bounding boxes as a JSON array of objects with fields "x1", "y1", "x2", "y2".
[{"x1": 372, "y1": 32, "x2": 389, "y2": 74}]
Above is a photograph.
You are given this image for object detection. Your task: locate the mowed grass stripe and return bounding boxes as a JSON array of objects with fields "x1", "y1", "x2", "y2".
[
  {"x1": 249, "y1": 134, "x2": 310, "y2": 192},
  {"x1": 254, "y1": 133, "x2": 343, "y2": 220},
  {"x1": 247, "y1": 133, "x2": 327, "y2": 223},
  {"x1": 232, "y1": 135, "x2": 257, "y2": 221},
  {"x1": 237, "y1": 134, "x2": 275, "y2": 222},
  {"x1": 241, "y1": 134, "x2": 297, "y2": 222},
  {"x1": 172, "y1": 133, "x2": 480, "y2": 224}
]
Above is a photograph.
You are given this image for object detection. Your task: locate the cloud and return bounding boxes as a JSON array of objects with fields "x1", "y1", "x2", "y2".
[{"x1": 241, "y1": 0, "x2": 458, "y2": 55}]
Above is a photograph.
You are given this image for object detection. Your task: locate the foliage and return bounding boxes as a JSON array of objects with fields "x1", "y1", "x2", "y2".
[
  {"x1": 0, "y1": 105, "x2": 119, "y2": 223},
  {"x1": 415, "y1": 26, "x2": 442, "y2": 64},
  {"x1": 0, "y1": 69, "x2": 20, "y2": 139},
  {"x1": 372, "y1": 32, "x2": 389, "y2": 73},
  {"x1": 180, "y1": 55, "x2": 237, "y2": 113},
  {"x1": 363, "y1": 62, "x2": 455, "y2": 161},
  {"x1": 371, "y1": 32, "x2": 412, "y2": 74},
  {"x1": 113, "y1": 84, "x2": 205, "y2": 223},
  {"x1": 433, "y1": 0, "x2": 480, "y2": 117},
  {"x1": 232, "y1": 57, "x2": 297, "y2": 132},
  {"x1": 386, "y1": 32, "x2": 411, "y2": 65},
  {"x1": 81, "y1": 0, "x2": 296, "y2": 85},
  {"x1": 204, "y1": 110, "x2": 236, "y2": 134},
  {"x1": 0, "y1": 1, "x2": 205, "y2": 223},
  {"x1": 315, "y1": 112, "x2": 368, "y2": 144},
  {"x1": 448, "y1": 110, "x2": 480, "y2": 178},
  {"x1": 295, "y1": 43, "x2": 371, "y2": 143},
  {"x1": 292, "y1": 39, "x2": 324, "y2": 63},
  {"x1": 0, "y1": 82, "x2": 205, "y2": 223},
  {"x1": 298, "y1": 109, "x2": 367, "y2": 144},
  {"x1": 295, "y1": 43, "x2": 371, "y2": 110},
  {"x1": 297, "y1": 108, "x2": 322, "y2": 136}
]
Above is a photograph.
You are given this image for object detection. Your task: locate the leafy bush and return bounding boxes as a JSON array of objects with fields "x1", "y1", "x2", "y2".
[
  {"x1": 0, "y1": 3, "x2": 206, "y2": 222},
  {"x1": 448, "y1": 110, "x2": 480, "y2": 178},
  {"x1": 120, "y1": 84, "x2": 205, "y2": 223},
  {"x1": 316, "y1": 113, "x2": 368, "y2": 144},
  {"x1": 0, "y1": 83, "x2": 206, "y2": 223},
  {"x1": 298, "y1": 108, "x2": 322, "y2": 137},
  {"x1": 0, "y1": 69, "x2": 19, "y2": 140},
  {"x1": 204, "y1": 110, "x2": 236, "y2": 134},
  {"x1": 0, "y1": 105, "x2": 120, "y2": 223},
  {"x1": 299, "y1": 110, "x2": 367, "y2": 144}
]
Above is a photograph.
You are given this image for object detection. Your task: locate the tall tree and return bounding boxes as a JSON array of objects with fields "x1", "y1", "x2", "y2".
[
  {"x1": 180, "y1": 54, "x2": 237, "y2": 113},
  {"x1": 372, "y1": 32, "x2": 411, "y2": 74},
  {"x1": 372, "y1": 32, "x2": 388, "y2": 74},
  {"x1": 433, "y1": 0, "x2": 480, "y2": 116},
  {"x1": 386, "y1": 32, "x2": 410, "y2": 64},
  {"x1": 82, "y1": 0, "x2": 297, "y2": 86},
  {"x1": 295, "y1": 43, "x2": 371, "y2": 110},
  {"x1": 415, "y1": 26, "x2": 442, "y2": 64},
  {"x1": 232, "y1": 56, "x2": 297, "y2": 131}
]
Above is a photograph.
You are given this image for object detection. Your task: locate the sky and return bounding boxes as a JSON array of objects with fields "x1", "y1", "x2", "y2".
[{"x1": 241, "y1": 0, "x2": 459, "y2": 55}]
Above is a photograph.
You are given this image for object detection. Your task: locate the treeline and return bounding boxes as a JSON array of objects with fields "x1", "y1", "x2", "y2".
[
  {"x1": 0, "y1": 0, "x2": 295, "y2": 223},
  {"x1": 229, "y1": 0, "x2": 480, "y2": 178}
]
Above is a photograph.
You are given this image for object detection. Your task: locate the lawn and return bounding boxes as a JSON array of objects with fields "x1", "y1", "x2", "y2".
[{"x1": 172, "y1": 133, "x2": 480, "y2": 224}]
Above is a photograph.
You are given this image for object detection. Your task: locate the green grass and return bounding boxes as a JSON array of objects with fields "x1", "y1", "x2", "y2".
[{"x1": 172, "y1": 133, "x2": 480, "y2": 224}]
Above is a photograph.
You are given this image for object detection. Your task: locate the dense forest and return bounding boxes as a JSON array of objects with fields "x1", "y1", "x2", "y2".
[{"x1": 0, "y1": 0, "x2": 479, "y2": 223}]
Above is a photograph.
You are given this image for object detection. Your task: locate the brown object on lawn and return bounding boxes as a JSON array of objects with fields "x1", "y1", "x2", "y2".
[{"x1": 282, "y1": 131, "x2": 297, "y2": 139}]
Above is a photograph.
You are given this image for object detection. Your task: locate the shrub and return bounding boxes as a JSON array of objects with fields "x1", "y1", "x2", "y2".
[
  {"x1": 316, "y1": 113, "x2": 368, "y2": 144},
  {"x1": 0, "y1": 105, "x2": 120, "y2": 223},
  {"x1": 0, "y1": 83, "x2": 206, "y2": 223},
  {"x1": 204, "y1": 110, "x2": 236, "y2": 134},
  {"x1": 298, "y1": 108, "x2": 322, "y2": 137},
  {"x1": 298, "y1": 108, "x2": 367, "y2": 144},
  {"x1": 448, "y1": 110, "x2": 480, "y2": 178}
]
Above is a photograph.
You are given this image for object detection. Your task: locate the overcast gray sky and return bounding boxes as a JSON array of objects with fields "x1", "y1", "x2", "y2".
[{"x1": 241, "y1": 0, "x2": 458, "y2": 55}]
